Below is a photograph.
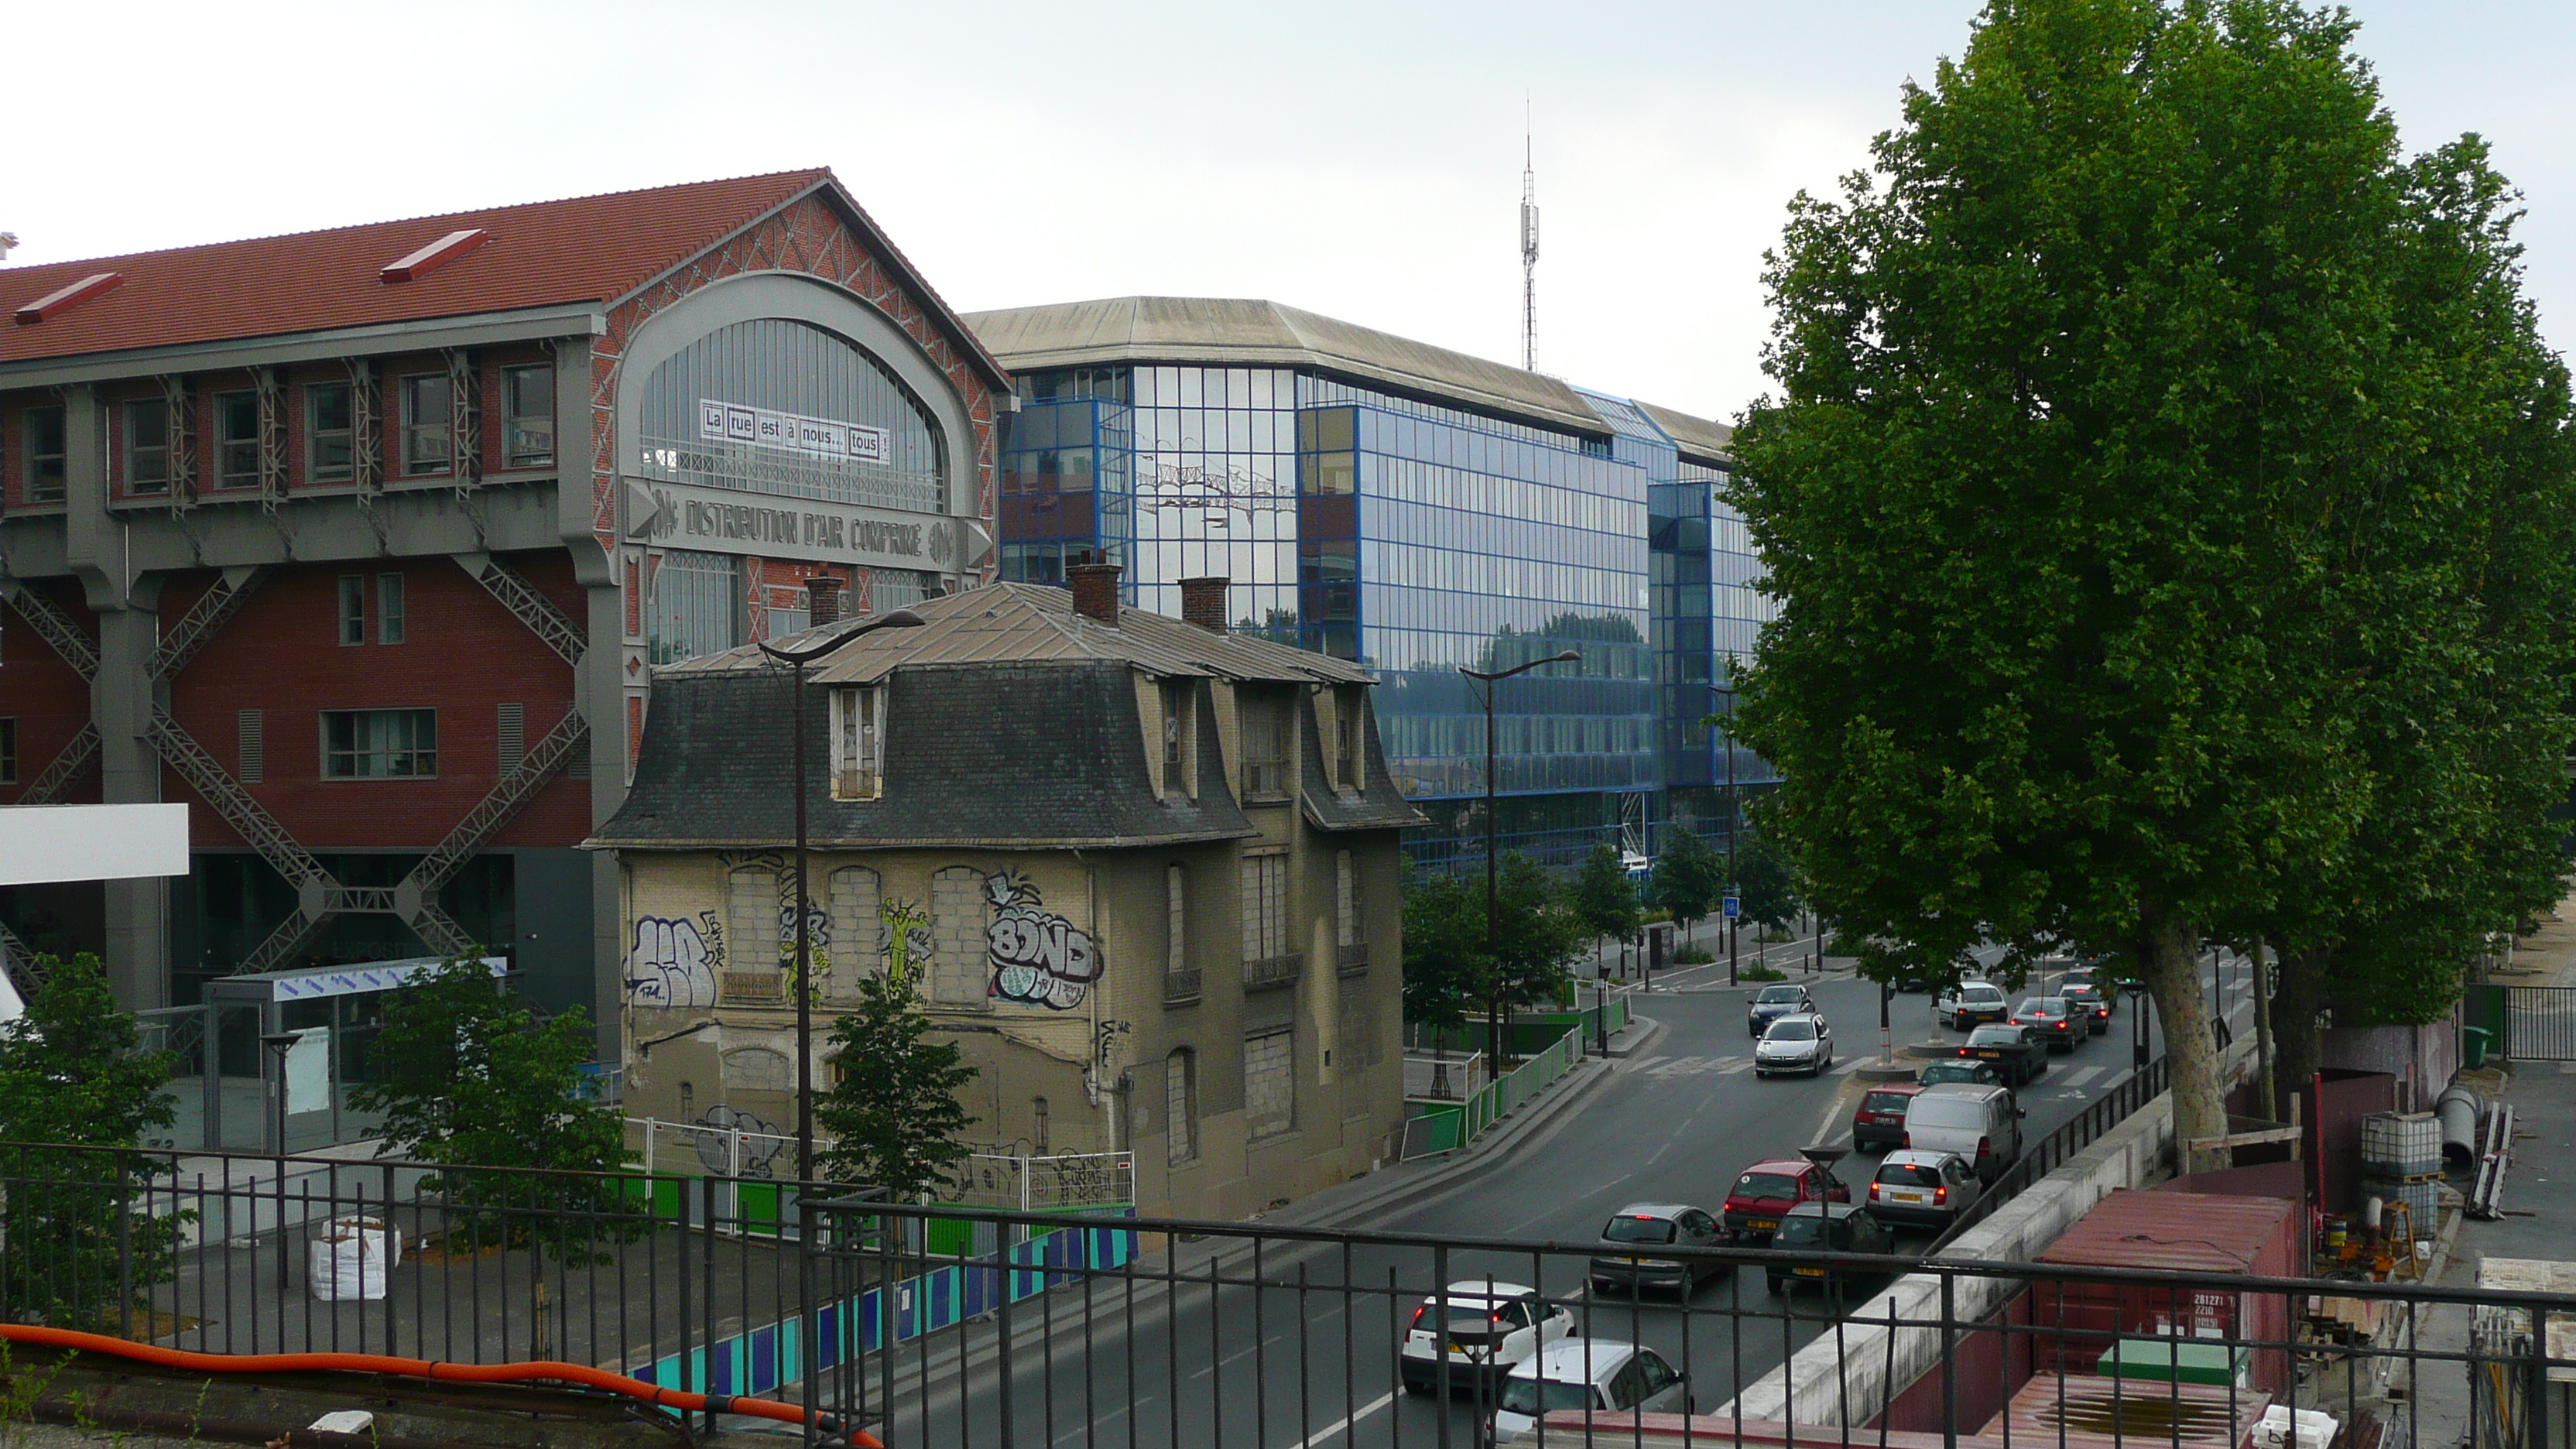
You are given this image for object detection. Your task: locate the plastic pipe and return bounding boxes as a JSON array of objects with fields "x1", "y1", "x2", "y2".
[
  {"x1": 2437, "y1": 1084, "x2": 2484, "y2": 1170},
  {"x1": 0, "y1": 1324, "x2": 882, "y2": 1447}
]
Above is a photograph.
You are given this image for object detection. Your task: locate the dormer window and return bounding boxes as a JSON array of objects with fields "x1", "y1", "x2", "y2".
[
  {"x1": 1334, "y1": 687, "x2": 1365, "y2": 793},
  {"x1": 1160, "y1": 679, "x2": 1193, "y2": 797},
  {"x1": 831, "y1": 686, "x2": 884, "y2": 800}
]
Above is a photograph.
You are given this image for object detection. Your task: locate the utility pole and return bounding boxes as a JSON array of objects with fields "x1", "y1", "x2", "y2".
[{"x1": 1717, "y1": 664, "x2": 1739, "y2": 987}]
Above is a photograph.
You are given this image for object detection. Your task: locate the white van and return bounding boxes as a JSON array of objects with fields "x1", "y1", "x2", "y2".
[{"x1": 1899, "y1": 1083, "x2": 2025, "y2": 1184}]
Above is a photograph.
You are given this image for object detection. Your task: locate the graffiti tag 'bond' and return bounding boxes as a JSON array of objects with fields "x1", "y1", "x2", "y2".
[
  {"x1": 983, "y1": 870, "x2": 1101, "y2": 1010},
  {"x1": 626, "y1": 913, "x2": 721, "y2": 1009}
]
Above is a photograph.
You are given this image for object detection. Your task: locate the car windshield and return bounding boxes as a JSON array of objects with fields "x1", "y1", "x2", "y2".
[
  {"x1": 1966, "y1": 1026, "x2": 2023, "y2": 1046},
  {"x1": 1603, "y1": 1215, "x2": 1677, "y2": 1245},
  {"x1": 1863, "y1": 1090, "x2": 1915, "y2": 1112},
  {"x1": 1775, "y1": 1214, "x2": 1833, "y2": 1248},
  {"x1": 1500, "y1": 1377, "x2": 1603, "y2": 1416},
  {"x1": 1734, "y1": 1172, "x2": 1800, "y2": 1200},
  {"x1": 1963, "y1": 985, "x2": 2006, "y2": 1003},
  {"x1": 1922, "y1": 1062, "x2": 1992, "y2": 1084},
  {"x1": 1766, "y1": 1019, "x2": 1816, "y2": 1041},
  {"x1": 1433, "y1": 1301, "x2": 1502, "y2": 1327},
  {"x1": 2018, "y1": 998, "x2": 2068, "y2": 1016},
  {"x1": 1876, "y1": 1163, "x2": 1944, "y2": 1187},
  {"x1": 1758, "y1": 986, "x2": 1804, "y2": 1004}
]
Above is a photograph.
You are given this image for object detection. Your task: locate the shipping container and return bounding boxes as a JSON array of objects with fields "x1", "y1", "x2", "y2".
[{"x1": 2029, "y1": 1189, "x2": 2304, "y2": 1391}]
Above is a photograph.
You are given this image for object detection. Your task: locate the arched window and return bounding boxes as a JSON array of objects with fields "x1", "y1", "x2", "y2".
[
  {"x1": 721, "y1": 1048, "x2": 792, "y2": 1094},
  {"x1": 1165, "y1": 1049, "x2": 1197, "y2": 1166},
  {"x1": 636, "y1": 317, "x2": 946, "y2": 512}
]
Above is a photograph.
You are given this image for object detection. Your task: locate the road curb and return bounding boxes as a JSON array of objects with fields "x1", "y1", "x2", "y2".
[{"x1": 1273, "y1": 1016, "x2": 1670, "y2": 1231}]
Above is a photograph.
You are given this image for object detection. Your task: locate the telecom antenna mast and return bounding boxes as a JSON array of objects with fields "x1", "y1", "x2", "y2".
[{"x1": 1519, "y1": 118, "x2": 1540, "y2": 372}]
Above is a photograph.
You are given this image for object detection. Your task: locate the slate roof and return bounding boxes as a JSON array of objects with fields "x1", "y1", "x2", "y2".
[
  {"x1": 0, "y1": 170, "x2": 1009, "y2": 389},
  {"x1": 1300, "y1": 692, "x2": 1430, "y2": 834},
  {"x1": 594, "y1": 661, "x2": 1257, "y2": 851},
  {"x1": 659, "y1": 581, "x2": 1379, "y2": 687}
]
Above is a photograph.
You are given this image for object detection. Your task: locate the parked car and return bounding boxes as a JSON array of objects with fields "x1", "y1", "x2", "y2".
[
  {"x1": 1934, "y1": 980, "x2": 2011, "y2": 1030},
  {"x1": 1589, "y1": 1204, "x2": 1730, "y2": 1297},
  {"x1": 1490, "y1": 1341, "x2": 1693, "y2": 1444},
  {"x1": 1754, "y1": 1013, "x2": 1834, "y2": 1077},
  {"x1": 1765, "y1": 1202, "x2": 1896, "y2": 1294},
  {"x1": 1902, "y1": 1082, "x2": 2026, "y2": 1184},
  {"x1": 1722, "y1": 1157, "x2": 1850, "y2": 1242},
  {"x1": 2011, "y1": 996, "x2": 2084, "y2": 1053},
  {"x1": 2057, "y1": 978, "x2": 2112, "y2": 1033},
  {"x1": 1747, "y1": 983, "x2": 1815, "y2": 1038},
  {"x1": 1957, "y1": 1023, "x2": 2048, "y2": 1085},
  {"x1": 1400, "y1": 1280, "x2": 1578, "y2": 1392},
  {"x1": 1866, "y1": 1149, "x2": 1985, "y2": 1227},
  {"x1": 1917, "y1": 1057, "x2": 2009, "y2": 1094},
  {"x1": 1852, "y1": 1084, "x2": 1924, "y2": 1153}
]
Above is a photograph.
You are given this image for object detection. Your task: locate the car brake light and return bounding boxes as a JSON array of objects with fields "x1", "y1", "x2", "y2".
[
  {"x1": 1410, "y1": 1305, "x2": 1426, "y2": 1331},
  {"x1": 1935, "y1": 1185, "x2": 1948, "y2": 1204},
  {"x1": 1869, "y1": 1181, "x2": 1882, "y2": 1199},
  {"x1": 1900, "y1": 1132, "x2": 1910, "y2": 1149},
  {"x1": 1976, "y1": 1136, "x2": 1992, "y2": 1160}
]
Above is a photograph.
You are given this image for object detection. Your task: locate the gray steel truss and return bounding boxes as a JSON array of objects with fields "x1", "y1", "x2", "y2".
[
  {"x1": 454, "y1": 553, "x2": 586, "y2": 666},
  {"x1": 0, "y1": 579, "x2": 101, "y2": 680},
  {"x1": 17, "y1": 723, "x2": 101, "y2": 807},
  {"x1": 152, "y1": 566, "x2": 269, "y2": 680}
]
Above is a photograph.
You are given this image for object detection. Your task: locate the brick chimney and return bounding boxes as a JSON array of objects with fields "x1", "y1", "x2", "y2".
[
  {"x1": 805, "y1": 574, "x2": 844, "y2": 627},
  {"x1": 1067, "y1": 560, "x2": 1122, "y2": 626},
  {"x1": 1178, "y1": 576, "x2": 1229, "y2": 633}
]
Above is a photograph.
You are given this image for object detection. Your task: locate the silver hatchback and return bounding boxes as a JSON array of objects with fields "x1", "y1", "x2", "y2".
[{"x1": 1754, "y1": 1012, "x2": 1834, "y2": 1077}]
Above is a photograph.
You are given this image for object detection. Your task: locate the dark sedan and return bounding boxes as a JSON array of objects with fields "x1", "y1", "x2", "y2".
[
  {"x1": 2011, "y1": 996, "x2": 2084, "y2": 1053},
  {"x1": 1958, "y1": 1023, "x2": 2048, "y2": 1085},
  {"x1": 2058, "y1": 978, "x2": 2112, "y2": 1033}
]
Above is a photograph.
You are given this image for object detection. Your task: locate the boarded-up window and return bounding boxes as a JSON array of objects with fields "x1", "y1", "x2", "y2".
[
  {"x1": 722, "y1": 1048, "x2": 791, "y2": 1092},
  {"x1": 1341, "y1": 991, "x2": 1381, "y2": 1072},
  {"x1": 1335, "y1": 850, "x2": 1358, "y2": 947},
  {"x1": 1240, "y1": 851, "x2": 1288, "y2": 961},
  {"x1": 827, "y1": 867, "x2": 882, "y2": 1001},
  {"x1": 1166, "y1": 865, "x2": 1187, "y2": 974},
  {"x1": 930, "y1": 866, "x2": 988, "y2": 1006},
  {"x1": 1166, "y1": 1048, "x2": 1197, "y2": 1166},
  {"x1": 1245, "y1": 1028, "x2": 1294, "y2": 1140},
  {"x1": 730, "y1": 869, "x2": 779, "y2": 975}
]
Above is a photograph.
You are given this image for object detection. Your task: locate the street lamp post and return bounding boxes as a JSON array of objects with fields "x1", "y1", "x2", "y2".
[
  {"x1": 1460, "y1": 649, "x2": 1582, "y2": 1070},
  {"x1": 1713, "y1": 665, "x2": 1739, "y2": 988},
  {"x1": 760, "y1": 605, "x2": 927, "y2": 1183}
]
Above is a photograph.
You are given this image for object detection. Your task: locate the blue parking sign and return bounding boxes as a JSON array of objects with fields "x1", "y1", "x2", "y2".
[{"x1": 1721, "y1": 896, "x2": 1742, "y2": 919}]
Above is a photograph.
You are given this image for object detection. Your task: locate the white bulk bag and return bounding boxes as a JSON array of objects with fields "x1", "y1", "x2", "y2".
[{"x1": 308, "y1": 1216, "x2": 401, "y2": 1302}]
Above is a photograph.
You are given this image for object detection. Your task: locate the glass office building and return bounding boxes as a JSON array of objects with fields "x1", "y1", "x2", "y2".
[{"x1": 970, "y1": 298, "x2": 1765, "y2": 867}]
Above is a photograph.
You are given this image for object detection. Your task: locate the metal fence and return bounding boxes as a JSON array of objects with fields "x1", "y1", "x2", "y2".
[
  {"x1": 1924, "y1": 1055, "x2": 2174, "y2": 1253},
  {"x1": 2, "y1": 1142, "x2": 2573, "y2": 1448},
  {"x1": 1401, "y1": 1028, "x2": 1590, "y2": 1161},
  {"x1": 2505, "y1": 986, "x2": 2576, "y2": 1062}
]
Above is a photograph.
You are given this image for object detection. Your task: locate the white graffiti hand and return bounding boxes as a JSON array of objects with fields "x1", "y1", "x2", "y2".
[{"x1": 627, "y1": 916, "x2": 715, "y2": 1009}]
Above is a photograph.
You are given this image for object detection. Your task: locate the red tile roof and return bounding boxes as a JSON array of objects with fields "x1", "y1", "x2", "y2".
[{"x1": 0, "y1": 170, "x2": 1006, "y2": 385}]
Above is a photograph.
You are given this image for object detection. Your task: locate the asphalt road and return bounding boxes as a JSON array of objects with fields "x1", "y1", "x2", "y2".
[{"x1": 868, "y1": 949, "x2": 2257, "y2": 1449}]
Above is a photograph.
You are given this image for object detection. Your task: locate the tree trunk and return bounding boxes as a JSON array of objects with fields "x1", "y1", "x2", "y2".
[
  {"x1": 2249, "y1": 937, "x2": 2276, "y2": 1119},
  {"x1": 2269, "y1": 946, "x2": 2329, "y2": 1127},
  {"x1": 2136, "y1": 915, "x2": 2227, "y2": 1173}
]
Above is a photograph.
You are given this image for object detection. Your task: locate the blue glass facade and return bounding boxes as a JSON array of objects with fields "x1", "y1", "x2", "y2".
[{"x1": 998, "y1": 357, "x2": 1763, "y2": 867}]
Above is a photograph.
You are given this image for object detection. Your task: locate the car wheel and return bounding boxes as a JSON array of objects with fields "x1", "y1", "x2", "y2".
[{"x1": 1403, "y1": 1379, "x2": 1434, "y2": 1397}]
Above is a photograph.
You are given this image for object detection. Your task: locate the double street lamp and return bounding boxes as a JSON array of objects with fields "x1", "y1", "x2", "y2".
[
  {"x1": 1459, "y1": 650, "x2": 1583, "y2": 1068},
  {"x1": 760, "y1": 604, "x2": 927, "y2": 1181}
]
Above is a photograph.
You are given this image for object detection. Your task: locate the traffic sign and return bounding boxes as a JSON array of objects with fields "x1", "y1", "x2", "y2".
[{"x1": 1721, "y1": 896, "x2": 1742, "y2": 920}]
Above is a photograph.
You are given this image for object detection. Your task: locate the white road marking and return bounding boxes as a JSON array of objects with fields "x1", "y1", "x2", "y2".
[
  {"x1": 1831, "y1": 1057, "x2": 1867, "y2": 1074},
  {"x1": 1287, "y1": 1389, "x2": 1399, "y2": 1449},
  {"x1": 2058, "y1": 1066, "x2": 2105, "y2": 1088}
]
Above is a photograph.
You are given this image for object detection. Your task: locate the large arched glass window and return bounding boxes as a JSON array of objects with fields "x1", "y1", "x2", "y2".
[{"x1": 636, "y1": 317, "x2": 946, "y2": 512}]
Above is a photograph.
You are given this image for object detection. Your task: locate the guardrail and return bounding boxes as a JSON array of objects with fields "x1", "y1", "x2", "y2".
[{"x1": 1401, "y1": 1021, "x2": 1588, "y2": 1160}]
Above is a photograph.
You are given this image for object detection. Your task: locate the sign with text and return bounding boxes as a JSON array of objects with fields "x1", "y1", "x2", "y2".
[
  {"x1": 628, "y1": 475, "x2": 955, "y2": 571},
  {"x1": 697, "y1": 399, "x2": 892, "y2": 465}
]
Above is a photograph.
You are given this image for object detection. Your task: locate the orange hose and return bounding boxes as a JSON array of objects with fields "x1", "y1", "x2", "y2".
[{"x1": 0, "y1": 1323, "x2": 882, "y2": 1447}]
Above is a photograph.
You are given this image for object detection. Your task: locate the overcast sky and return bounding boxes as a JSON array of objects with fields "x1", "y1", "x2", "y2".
[{"x1": 5, "y1": 2, "x2": 2569, "y2": 423}]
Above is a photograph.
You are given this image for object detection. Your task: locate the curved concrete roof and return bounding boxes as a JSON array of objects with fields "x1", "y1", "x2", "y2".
[{"x1": 964, "y1": 296, "x2": 1614, "y2": 440}]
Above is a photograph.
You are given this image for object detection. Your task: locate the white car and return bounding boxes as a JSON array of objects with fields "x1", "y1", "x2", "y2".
[
  {"x1": 1399, "y1": 1279, "x2": 1578, "y2": 1394},
  {"x1": 1491, "y1": 1339, "x2": 1694, "y2": 1444},
  {"x1": 1753, "y1": 1012, "x2": 1833, "y2": 1077},
  {"x1": 1934, "y1": 980, "x2": 2011, "y2": 1031}
]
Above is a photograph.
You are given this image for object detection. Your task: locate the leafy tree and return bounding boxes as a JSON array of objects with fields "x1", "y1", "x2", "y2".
[
  {"x1": 1485, "y1": 853, "x2": 1586, "y2": 1067},
  {"x1": 1722, "y1": 0, "x2": 2559, "y2": 1155},
  {"x1": 1401, "y1": 865, "x2": 1488, "y2": 1057},
  {"x1": 1735, "y1": 831, "x2": 1802, "y2": 933},
  {"x1": 816, "y1": 971, "x2": 979, "y2": 1201},
  {"x1": 1567, "y1": 844, "x2": 1643, "y2": 975},
  {"x1": 1650, "y1": 824, "x2": 1725, "y2": 942},
  {"x1": 0, "y1": 954, "x2": 186, "y2": 1331},
  {"x1": 351, "y1": 954, "x2": 634, "y2": 1258}
]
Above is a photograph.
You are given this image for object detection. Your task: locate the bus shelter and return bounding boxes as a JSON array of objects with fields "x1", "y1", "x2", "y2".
[{"x1": 200, "y1": 956, "x2": 507, "y2": 1153}]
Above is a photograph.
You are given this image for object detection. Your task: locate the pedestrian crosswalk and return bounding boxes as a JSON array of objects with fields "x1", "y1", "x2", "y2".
[{"x1": 1636, "y1": 1053, "x2": 1881, "y2": 1081}]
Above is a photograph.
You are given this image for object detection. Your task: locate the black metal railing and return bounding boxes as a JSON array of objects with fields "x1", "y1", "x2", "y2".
[
  {"x1": 1924, "y1": 1054, "x2": 2174, "y2": 1252},
  {"x1": 2505, "y1": 985, "x2": 2576, "y2": 1061},
  {"x1": 6, "y1": 1140, "x2": 2574, "y2": 1449}
]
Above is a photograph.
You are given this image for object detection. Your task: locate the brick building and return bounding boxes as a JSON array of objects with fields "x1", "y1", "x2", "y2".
[{"x1": 0, "y1": 171, "x2": 1009, "y2": 1038}]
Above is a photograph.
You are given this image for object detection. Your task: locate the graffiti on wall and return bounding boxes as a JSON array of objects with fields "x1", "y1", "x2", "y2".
[
  {"x1": 626, "y1": 912, "x2": 722, "y2": 1009},
  {"x1": 983, "y1": 869, "x2": 1102, "y2": 1010},
  {"x1": 776, "y1": 870, "x2": 829, "y2": 1004},
  {"x1": 689, "y1": 1104, "x2": 787, "y2": 1179},
  {"x1": 881, "y1": 898, "x2": 933, "y2": 995}
]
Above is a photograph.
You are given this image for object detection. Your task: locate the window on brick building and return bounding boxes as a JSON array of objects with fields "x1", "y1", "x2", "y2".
[
  {"x1": 502, "y1": 365, "x2": 554, "y2": 468},
  {"x1": 306, "y1": 382, "x2": 353, "y2": 484},
  {"x1": 125, "y1": 397, "x2": 171, "y2": 494},
  {"x1": 214, "y1": 391, "x2": 259, "y2": 489},
  {"x1": 0, "y1": 718, "x2": 17, "y2": 785},
  {"x1": 320, "y1": 709, "x2": 437, "y2": 779},
  {"x1": 22, "y1": 406, "x2": 66, "y2": 503},
  {"x1": 377, "y1": 573, "x2": 406, "y2": 645},
  {"x1": 337, "y1": 575, "x2": 366, "y2": 646},
  {"x1": 399, "y1": 374, "x2": 451, "y2": 475}
]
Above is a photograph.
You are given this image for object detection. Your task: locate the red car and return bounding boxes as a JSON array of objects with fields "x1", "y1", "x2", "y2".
[
  {"x1": 1723, "y1": 1158, "x2": 1852, "y2": 1242},
  {"x1": 1852, "y1": 1083, "x2": 1924, "y2": 1153}
]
